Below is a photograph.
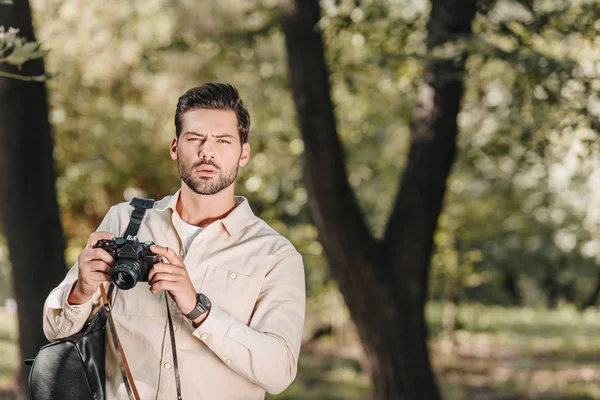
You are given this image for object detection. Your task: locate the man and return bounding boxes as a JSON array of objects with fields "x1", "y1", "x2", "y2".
[{"x1": 43, "y1": 83, "x2": 306, "y2": 399}]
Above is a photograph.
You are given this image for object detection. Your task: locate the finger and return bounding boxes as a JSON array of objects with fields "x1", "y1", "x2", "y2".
[
  {"x1": 92, "y1": 248, "x2": 115, "y2": 264},
  {"x1": 79, "y1": 262, "x2": 111, "y2": 282},
  {"x1": 149, "y1": 280, "x2": 177, "y2": 294},
  {"x1": 147, "y1": 263, "x2": 182, "y2": 283},
  {"x1": 80, "y1": 248, "x2": 115, "y2": 265},
  {"x1": 80, "y1": 272, "x2": 112, "y2": 289},
  {"x1": 86, "y1": 231, "x2": 115, "y2": 249},
  {"x1": 153, "y1": 262, "x2": 183, "y2": 273},
  {"x1": 88, "y1": 271, "x2": 112, "y2": 282},
  {"x1": 148, "y1": 272, "x2": 179, "y2": 286},
  {"x1": 87, "y1": 260, "x2": 112, "y2": 274},
  {"x1": 150, "y1": 245, "x2": 180, "y2": 265}
]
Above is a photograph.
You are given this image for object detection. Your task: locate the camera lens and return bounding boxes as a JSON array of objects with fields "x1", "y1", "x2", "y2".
[{"x1": 111, "y1": 259, "x2": 142, "y2": 290}]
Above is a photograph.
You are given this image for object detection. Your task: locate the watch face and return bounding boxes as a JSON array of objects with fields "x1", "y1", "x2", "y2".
[{"x1": 198, "y1": 293, "x2": 211, "y2": 310}]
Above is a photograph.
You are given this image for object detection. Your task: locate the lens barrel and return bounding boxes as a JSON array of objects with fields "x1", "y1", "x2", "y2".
[{"x1": 111, "y1": 259, "x2": 142, "y2": 290}]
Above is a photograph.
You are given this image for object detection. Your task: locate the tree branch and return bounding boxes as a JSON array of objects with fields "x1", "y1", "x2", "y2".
[
  {"x1": 0, "y1": 69, "x2": 46, "y2": 81},
  {"x1": 383, "y1": 0, "x2": 476, "y2": 305},
  {"x1": 279, "y1": 0, "x2": 377, "y2": 267}
]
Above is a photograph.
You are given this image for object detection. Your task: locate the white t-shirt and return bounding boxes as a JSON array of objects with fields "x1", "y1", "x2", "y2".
[{"x1": 181, "y1": 220, "x2": 204, "y2": 252}]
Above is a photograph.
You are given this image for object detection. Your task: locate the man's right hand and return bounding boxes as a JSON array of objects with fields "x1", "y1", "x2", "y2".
[{"x1": 68, "y1": 232, "x2": 115, "y2": 305}]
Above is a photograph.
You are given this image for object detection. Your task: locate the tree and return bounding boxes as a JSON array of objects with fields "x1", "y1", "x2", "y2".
[
  {"x1": 0, "y1": 0, "x2": 66, "y2": 394},
  {"x1": 279, "y1": 0, "x2": 476, "y2": 398}
]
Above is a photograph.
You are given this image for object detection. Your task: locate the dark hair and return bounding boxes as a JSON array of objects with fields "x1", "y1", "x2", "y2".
[{"x1": 175, "y1": 83, "x2": 250, "y2": 143}]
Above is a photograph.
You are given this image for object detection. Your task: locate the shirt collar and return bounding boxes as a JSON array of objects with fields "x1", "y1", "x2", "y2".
[
  {"x1": 155, "y1": 190, "x2": 255, "y2": 237},
  {"x1": 155, "y1": 190, "x2": 179, "y2": 212}
]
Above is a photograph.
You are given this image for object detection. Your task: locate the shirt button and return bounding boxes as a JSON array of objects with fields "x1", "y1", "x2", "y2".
[
  {"x1": 173, "y1": 325, "x2": 177, "y2": 331},
  {"x1": 164, "y1": 362, "x2": 172, "y2": 369},
  {"x1": 229, "y1": 272, "x2": 237, "y2": 280},
  {"x1": 225, "y1": 359, "x2": 232, "y2": 365},
  {"x1": 200, "y1": 334, "x2": 208, "y2": 340}
]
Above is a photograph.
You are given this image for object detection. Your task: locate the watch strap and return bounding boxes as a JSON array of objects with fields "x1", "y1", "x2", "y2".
[{"x1": 185, "y1": 293, "x2": 208, "y2": 320}]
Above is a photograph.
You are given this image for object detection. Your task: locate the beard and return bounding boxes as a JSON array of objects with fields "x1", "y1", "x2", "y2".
[{"x1": 178, "y1": 157, "x2": 239, "y2": 195}]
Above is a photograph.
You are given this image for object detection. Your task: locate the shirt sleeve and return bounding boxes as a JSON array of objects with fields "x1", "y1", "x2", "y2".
[
  {"x1": 43, "y1": 206, "x2": 118, "y2": 341},
  {"x1": 191, "y1": 250, "x2": 306, "y2": 395}
]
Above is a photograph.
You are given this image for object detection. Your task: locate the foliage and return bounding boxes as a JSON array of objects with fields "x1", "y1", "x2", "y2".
[
  {"x1": 1, "y1": 0, "x2": 594, "y2": 312},
  {"x1": 434, "y1": 0, "x2": 600, "y2": 308},
  {"x1": 314, "y1": 0, "x2": 600, "y2": 308},
  {"x1": 0, "y1": 0, "x2": 597, "y2": 373},
  {"x1": 0, "y1": 25, "x2": 51, "y2": 81}
]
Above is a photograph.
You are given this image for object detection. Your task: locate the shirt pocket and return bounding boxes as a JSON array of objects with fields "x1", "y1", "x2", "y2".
[{"x1": 200, "y1": 257, "x2": 269, "y2": 324}]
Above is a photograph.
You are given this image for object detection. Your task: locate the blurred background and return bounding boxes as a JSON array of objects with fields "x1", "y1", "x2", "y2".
[{"x1": 2, "y1": 0, "x2": 600, "y2": 399}]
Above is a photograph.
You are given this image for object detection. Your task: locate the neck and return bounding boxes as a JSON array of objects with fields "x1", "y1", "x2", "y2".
[{"x1": 176, "y1": 183, "x2": 237, "y2": 227}]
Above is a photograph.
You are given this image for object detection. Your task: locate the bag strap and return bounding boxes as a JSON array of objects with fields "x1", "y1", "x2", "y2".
[
  {"x1": 123, "y1": 197, "x2": 154, "y2": 240},
  {"x1": 166, "y1": 298, "x2": 183, "y2": 400},
  {"x1": 101, "y1": 284, "x2": 141, "y2": 400}
]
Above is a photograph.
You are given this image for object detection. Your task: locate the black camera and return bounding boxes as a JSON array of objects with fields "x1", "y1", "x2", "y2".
[{"x1": 94, "y1": 238, "x2": 162, "y2": 290}]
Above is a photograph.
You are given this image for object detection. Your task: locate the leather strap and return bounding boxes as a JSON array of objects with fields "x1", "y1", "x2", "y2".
[
  {"x1": 101, "y1": 284, "x2": 141, "y2": 400},
  {"x1": 166, "y1": 297, "x2": 183, "y2": 399}
]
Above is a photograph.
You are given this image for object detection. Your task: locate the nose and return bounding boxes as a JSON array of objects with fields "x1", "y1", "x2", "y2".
[{"x1": 198, "y1": 138, "x2": 215, "y2": 159}]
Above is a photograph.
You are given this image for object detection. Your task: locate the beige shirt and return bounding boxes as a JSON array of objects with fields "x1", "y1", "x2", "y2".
[{"x1": 43, "y1": 191, "x2": 306, "y2": 399}]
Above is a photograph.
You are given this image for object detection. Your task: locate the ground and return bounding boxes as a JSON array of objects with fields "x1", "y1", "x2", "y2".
[{"x1": 2, "y1": 303, "x2": 600, "y2": 399}]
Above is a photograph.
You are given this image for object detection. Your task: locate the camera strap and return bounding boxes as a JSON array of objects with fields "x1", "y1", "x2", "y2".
[
  {"x1": 123, "y1": 197, "x2": 155, "y2": 240},
  {"x1": 102, "y1": 198, "x2": 154, "y2": 400},
  {"x1": 166, "y1": 299, "x2": 183, "y2": 400},
  {"x1": 113, "y1": 197, "x2": 183, "y2": 399}
]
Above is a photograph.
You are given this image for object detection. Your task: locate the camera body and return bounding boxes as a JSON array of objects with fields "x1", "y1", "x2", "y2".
[{"x1": 94, "y1": 238, "x2": 161, "y2": 290}]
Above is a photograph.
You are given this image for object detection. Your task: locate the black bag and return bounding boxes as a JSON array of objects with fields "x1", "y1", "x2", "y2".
[
  {"x1": 25, "y1": 197, "x2": 155, "y2": 400},
  {"x1": 27, "y1": 299, "x2": 109, "y2": 400}
]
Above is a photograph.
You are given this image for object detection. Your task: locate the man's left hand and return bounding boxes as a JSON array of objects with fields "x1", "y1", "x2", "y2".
[{"x1": 148, "y1": 245, "x2": 197, "y2": 315}]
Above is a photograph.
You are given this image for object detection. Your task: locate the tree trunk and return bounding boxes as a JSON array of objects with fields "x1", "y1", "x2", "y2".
[
  {"x1": 0, "y1": 0, "x2": 67, "y2": 395},
  {"x1": 279, "y1": 0, "x2": 475, "y2": 398},
  {"x1": 501, "y1": 269, "x2": 522, "y2": 305},
  {"x1": 580, "y1": 273, "x2": 600, "y2": 310}
]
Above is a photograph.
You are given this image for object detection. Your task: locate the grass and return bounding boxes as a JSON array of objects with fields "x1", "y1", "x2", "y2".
[
  {"x1": 3, "y1": 303, "x2": 600, "y2": 399},
  {"x1": 427, "y1": 303, "x2": 600, "y2": 399}
]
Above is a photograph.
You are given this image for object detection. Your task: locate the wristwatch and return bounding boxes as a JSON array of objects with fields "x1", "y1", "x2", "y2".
[{"x1": 185, "y1": 293, "x2": 212, "y2": 320}]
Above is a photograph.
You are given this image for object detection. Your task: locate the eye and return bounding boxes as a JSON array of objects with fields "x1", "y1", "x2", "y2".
[
  {"x1": 187, "y1": 137, "x2": 200, "y2": 142},
  {"x1": 217, "y1": 139, "x2": 231, "y2": 144}
]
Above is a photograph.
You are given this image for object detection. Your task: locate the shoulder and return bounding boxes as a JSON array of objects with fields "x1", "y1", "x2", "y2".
[
  {"x1": 100, "y1": 195, "x2": 172, "y2": 232},
  {"x1": 244, "y1": 216, "x2": 302, "y2": 261},
  {"x1": 110, "y1": 195, "x2": 171, "y2": 215}
]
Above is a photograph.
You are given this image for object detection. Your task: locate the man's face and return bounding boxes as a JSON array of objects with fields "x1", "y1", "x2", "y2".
[{"x1": 171, "y1": 108, "x2": 250, "y2": 195}]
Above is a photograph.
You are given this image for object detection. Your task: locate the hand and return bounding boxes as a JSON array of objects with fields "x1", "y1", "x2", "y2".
[
  {"x1": 68, "y1": 232, "x2": 115, "y2": 305},
  {"x1": 148, "y1": 245, "x2": 197, "y2": 316}
]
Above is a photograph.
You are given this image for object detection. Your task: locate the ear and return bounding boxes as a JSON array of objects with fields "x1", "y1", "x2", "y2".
[
  {"x1": 170, "y1": 137, "x2": 178, "y2": 160},
  {"x1": 239, "y1": 143, "x2": 251, "y2": 167}
]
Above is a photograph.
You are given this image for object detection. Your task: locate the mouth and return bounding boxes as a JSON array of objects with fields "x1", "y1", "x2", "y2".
[{"x1": 194, "y1": 165, "x2": 218, "y2": 175}]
